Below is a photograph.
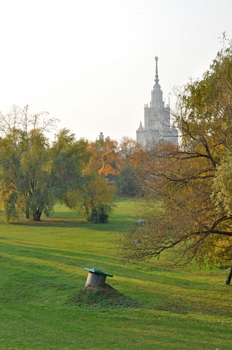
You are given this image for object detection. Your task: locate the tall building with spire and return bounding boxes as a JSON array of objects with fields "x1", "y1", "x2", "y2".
[{"x1": 136, "y1": 57, "x2": 178, "y2": 147}]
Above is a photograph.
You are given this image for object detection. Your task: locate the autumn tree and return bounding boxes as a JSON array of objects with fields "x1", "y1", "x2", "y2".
[
  {"x1": 99, "y1": 137, "x2": 120, "y2": 177},
  {"x1": 86, "y1": 137, "x2": 105, "y2": 175},
  {"x1": 118, "y1": 39, "x2": 232, "y2": 283},
  {"x1": 86, "y1": 135, "x2": 143, "y2": 196},
  {"x1": 87, "y1": 136, "x2": 138, "y2": 179},
  {"x1": 88, "y1": 137, "x2": 121, "y2": 177}
]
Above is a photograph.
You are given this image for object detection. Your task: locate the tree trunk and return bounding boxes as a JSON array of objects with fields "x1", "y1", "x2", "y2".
[
  {"x1": 33, "y1": 209, "x2": 42, "y2": 221},
  {"x1": 25, "y1": 207, "x2": 30, "y2": 219},
  {"x1": 225, "y1": 267, "x2": 232, "y2": 285}
]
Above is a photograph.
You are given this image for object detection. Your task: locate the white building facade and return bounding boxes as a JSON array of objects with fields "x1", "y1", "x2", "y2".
[{"x1": 136, "y1": 57, "x2": 178, "y2": 147}]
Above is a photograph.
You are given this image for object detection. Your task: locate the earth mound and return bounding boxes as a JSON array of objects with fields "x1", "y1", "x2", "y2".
[{"x1": 69, "y1": 284, "x2": 139, "y2": 308}]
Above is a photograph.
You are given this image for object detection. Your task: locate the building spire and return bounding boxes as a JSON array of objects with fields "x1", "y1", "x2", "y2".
[{"x1": 155, "y1": 56, "x2": 159, "y2": 85}]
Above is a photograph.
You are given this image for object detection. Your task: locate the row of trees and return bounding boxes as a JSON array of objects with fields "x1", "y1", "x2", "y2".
[
  {"x1": 0, "y1": 106, "x2": 115, "y2": 222},
  {"x1": 118, "y1": 39, "x2": 232, "y2": 282},
  {"x1": 0, "y1": 104, "x2": 144, "y2": 223}
]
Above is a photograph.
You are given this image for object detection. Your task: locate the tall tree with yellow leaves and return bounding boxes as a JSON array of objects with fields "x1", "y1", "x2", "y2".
[{"x1": 118, "y1": 38, "x2": 232, "y2": 283}]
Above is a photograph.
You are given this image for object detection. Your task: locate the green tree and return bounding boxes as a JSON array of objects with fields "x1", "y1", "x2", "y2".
[
  {"x1": 115, "y1": 165, "x2": 142, "y2": 196},
  {"x1": 17, "y1": 129, "x2": 53, "y2": 221},
  {"x1": 70, "y1": 172, "x2": 115, "y2": 222},
  {"x1": 0, "y1": 106, "x2": 90, "y2": 221},
  {"x1": 118, "y1": 39, "x2": 232, "y2": 282},
  {"x1": 212, "y1": 153, "x2": 232, "y2": 216}
]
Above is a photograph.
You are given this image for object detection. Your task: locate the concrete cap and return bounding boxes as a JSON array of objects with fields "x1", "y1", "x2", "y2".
[{"x1": 84, "y1": 267, "x2": 113, "y2": 277}]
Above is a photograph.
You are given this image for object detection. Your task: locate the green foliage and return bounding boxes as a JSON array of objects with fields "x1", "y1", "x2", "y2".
[
  {"x1": 212, "y1": 152, "x2": 232, "y2": 215},
  {"x1": 115, "y1": 165, "x2": 142, "y2": 196},
  {"x1": 0, "y1": 107, "x2": 91, "y2": 222},
  {"x1": 69, "y1": 172, "x2": 116, "y2": 222},
  {"x1": 88, "y1": 204, "x2": 110, "y2": 223}
]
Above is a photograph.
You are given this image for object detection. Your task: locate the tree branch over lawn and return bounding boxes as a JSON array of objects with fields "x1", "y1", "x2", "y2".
[{"x1": 117, "y1": 39, "x2": 232, "y2": 278}]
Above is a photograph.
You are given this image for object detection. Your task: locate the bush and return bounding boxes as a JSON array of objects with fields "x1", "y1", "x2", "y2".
[{"x1": 88, "y1": 204, "x2": 109, "y2": 223}]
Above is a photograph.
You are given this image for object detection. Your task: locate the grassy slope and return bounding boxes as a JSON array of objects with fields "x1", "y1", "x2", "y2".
[{"x1": 0, "y1": 199, "x2": 231, "y2": 350}]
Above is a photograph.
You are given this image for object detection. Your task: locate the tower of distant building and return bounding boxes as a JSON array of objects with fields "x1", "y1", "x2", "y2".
[
  {"x1": 136, "y1": 57, "x2": 178, "y2": 147},
  {"x1": 99, "y1": 132, "x2": 104, "y2": 141}
]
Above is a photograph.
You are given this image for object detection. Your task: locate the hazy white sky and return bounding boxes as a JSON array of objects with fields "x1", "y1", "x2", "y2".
[{"x1": 0, "y1": 0, "x2": 231, "y2": 141}]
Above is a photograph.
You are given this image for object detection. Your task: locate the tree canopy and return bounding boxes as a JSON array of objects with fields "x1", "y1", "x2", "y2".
[
  {"x1": 118, "y1": 40, "x2": 232, "y2": 273},
  {"x1": 0, "y1": 125, "x2": 91, "y2": 221},
  {"x1": 0, "y1": 107, "x2": 95, "y2": 221},
  {"x1": 86, "y1": 136, "x2": 138, "y2": 179},
  {"x1": 73, "y1": 172, "x2": 115, "y2": 223},
  {"x1": 115, "y1": 165, "x2": 142, "y2": 196}
]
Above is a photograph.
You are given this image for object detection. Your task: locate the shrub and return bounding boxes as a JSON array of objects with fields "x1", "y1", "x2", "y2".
[{"x1": 88, "y1": 204, "x2": 110, "y2": 223}]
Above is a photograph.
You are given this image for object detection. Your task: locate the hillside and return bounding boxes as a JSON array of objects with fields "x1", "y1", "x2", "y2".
[{"x1": 0, "y1": 199, "x2": 231, "y2": 349}]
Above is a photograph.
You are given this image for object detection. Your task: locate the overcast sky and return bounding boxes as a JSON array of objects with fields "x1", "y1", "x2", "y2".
[{"x1": 0, "y1": 0, "x2": 231, "y2": 141}]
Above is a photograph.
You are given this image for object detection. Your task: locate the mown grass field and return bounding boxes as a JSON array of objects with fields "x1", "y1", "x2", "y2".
[{"x1": 0, "y1": 198, "x2": 232, "y2": 349}]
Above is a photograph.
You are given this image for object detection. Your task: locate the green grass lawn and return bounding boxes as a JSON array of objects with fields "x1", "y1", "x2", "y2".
[{"x1": 0, "y1": 199, "x2": 232, "y2": 349}]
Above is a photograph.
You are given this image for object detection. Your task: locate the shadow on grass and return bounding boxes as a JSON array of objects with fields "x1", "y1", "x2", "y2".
[{"x1": 8, "y1": 218, "x2": 134, "y2": 232}]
